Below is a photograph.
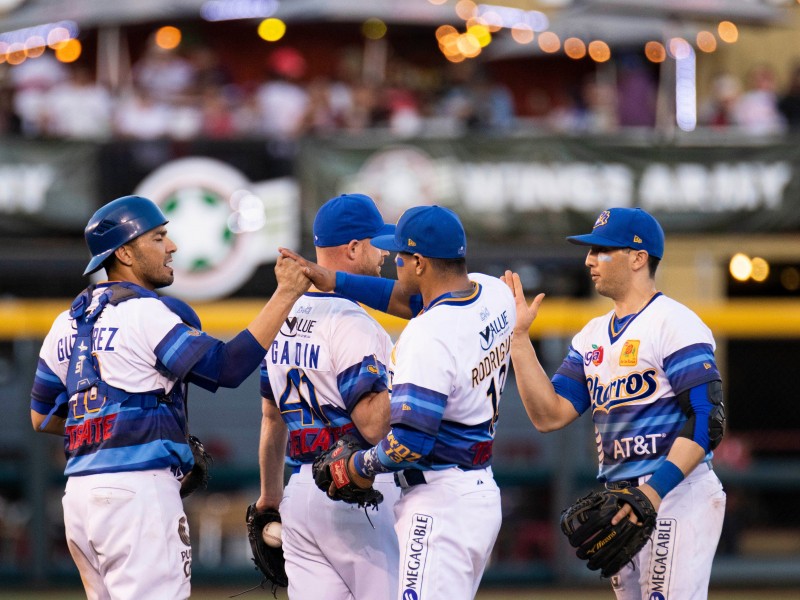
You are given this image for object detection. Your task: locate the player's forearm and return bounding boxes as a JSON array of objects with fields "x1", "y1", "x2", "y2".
[
  {"x1": 257, "y1": 400, "x2": 288, "y2": 508},
  {"x1": 31, "y1": 410, "x2": 65, "y2": 435},
  {"x1": 247, "y1": 288, "x2": 303, "y2": 348},
  {"x1": 350, "y1": 390, "x2": 391, "y2": 445},
  {"x1": 665, "y1": 437, "x2": 707, "y2": 475},
  {"x1": 510, "y1": 335, "x2": 576, "y2": 432}
]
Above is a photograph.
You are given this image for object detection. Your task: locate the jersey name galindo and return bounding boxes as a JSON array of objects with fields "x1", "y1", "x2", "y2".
[{"x1": 270, "y1": 340, "x2": 322, "y2": 369}]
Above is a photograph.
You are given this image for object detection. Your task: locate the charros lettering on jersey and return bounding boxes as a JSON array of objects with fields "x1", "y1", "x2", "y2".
[{"x1": 587, "y1": 369, "x2": 659, "y2": 412}]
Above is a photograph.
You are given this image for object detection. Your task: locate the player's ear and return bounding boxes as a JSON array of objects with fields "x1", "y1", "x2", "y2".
[
  {"x1": 345, "y1": 239, "x2": 359, "y2": 260},
  {"x1": 413, "y1": 253, "x2": 425, "y2": 275},
  {"x1": 114, "y1": 244, "x2": 134, "y2": 267},
  {"x1": 630, "y1": 249, "x2": 649, "y2": 272}
]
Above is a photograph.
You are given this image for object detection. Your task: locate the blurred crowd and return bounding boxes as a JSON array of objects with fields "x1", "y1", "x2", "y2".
[{"x1": 0, "y1": 41, "x2": 798, "y2": 141}]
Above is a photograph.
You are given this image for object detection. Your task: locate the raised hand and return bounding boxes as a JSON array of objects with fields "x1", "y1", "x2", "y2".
[
  {"x1": 501, "y1": 270, "x2": 545, "y2": 336},
  {"x1": 279, "y1": 247, "x2": 336, "y2": 292}
]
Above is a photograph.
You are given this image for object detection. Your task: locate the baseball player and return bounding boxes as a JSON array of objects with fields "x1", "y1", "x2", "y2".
[
  {"x1": 29, "y1": 195, "x2": 310, "y2": 600},
  {"x1": 284, "y1": 205, "x2": 517, "y2": 600},
  {"x1": 256, "y1": 194, "x2": 400, "y2": 600},
  {"x1": 503, "y1": 207, "x2": 726, "y2": 600}
]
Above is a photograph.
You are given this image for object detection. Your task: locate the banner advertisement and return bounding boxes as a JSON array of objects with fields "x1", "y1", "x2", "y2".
[{"x1": 297, "y1": 136, "x2": 800, "y2": 242}]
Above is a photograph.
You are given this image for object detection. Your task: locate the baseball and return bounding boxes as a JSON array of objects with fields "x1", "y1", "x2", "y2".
[{"x1": 261, "y1": 521, "x2": 282, "y2": 548}]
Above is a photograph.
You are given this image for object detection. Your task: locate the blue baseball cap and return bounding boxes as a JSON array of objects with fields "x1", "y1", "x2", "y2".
[
  {"x1": 371, "y1": 205, "x2": 467, "y2": 259},
  {"x1": 567, "y1": 207, "x2": 664, "y2": 259},
  {"x1": 313, "y1": 193, "x2": 395, "y2": 247}
]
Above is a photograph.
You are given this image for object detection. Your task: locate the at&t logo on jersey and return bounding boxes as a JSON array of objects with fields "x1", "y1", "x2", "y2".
[
  {"x1": 584, "y1": 344, "x2": 604, "y2": 366},
  {"x1": 588, "y1": 368, "x2": 659, "y2": 412}
]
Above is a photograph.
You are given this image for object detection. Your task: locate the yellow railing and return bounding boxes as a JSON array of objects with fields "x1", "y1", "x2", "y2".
[{"x1": 2, "y1": 297, "x2": 798, "y2": 339}]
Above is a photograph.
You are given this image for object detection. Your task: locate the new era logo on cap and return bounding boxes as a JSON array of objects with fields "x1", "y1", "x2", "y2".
[{"x1": 567, "y1": 207, "x2": 665, "y2": 259}]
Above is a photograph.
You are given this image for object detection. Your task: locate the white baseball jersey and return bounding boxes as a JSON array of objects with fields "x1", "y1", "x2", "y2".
[
  {"x1": 260, "y1": 291, "x2": 394, "y2": 464},
  {"x1": 260, "y1": 291, "x2": 400, "y2": 600},
  {"x1": 552, "y1": 292, "x2": 726, "y2": 600},
  {"x1": 387, "y1": 273, "x2": 516, "y2": 470},
  {"x1": 553, "y1": 293, "x2": 721, "y2": 482},
  {"x1": 384, "y1": 273, "x2": 515, "y2": 600}
]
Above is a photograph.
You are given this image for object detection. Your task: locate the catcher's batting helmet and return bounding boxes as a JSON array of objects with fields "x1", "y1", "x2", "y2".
[{"x1": 83, "y1": 195, "x2": 168, "y2": 275}]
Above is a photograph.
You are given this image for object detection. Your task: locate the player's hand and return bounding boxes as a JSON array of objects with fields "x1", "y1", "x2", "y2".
[
  {"x1": 279, "y1": 247, "x2": 336, "y2": 292},
  {"x1": 501, "y1": 270, "x2": 545, "y2": 336},
  {"x1": 611, "y1": 484, "x2": 662, "y2": 525},
  {"x1": 274, "y1": 255, "x2": 311, "y2": 298}
]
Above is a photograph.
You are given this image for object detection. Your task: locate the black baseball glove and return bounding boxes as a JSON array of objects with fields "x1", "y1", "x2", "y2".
[
  {"x1": 179, "y1": 435, "x2": 212, "y2": 498},
  {"x1": 560, "y1": 487, "x2": 657, "y2": 578},
  {"x1": 245, "y1": 504, "x2": 288, "y2": 591},
  {"x1": 312, "y1": 435, "x2": 383, "y2": 509}
]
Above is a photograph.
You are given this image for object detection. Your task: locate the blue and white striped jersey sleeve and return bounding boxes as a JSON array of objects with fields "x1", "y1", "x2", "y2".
[
  {"x1": 553, "y1": 345, "x2": 591, "y2": 415},
  {"x1": 30, "y1": 358, "x2": 67, "y2": 417}
]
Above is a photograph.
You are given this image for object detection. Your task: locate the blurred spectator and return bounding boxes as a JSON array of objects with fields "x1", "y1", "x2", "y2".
[
  {"x1": 300, "y1": 77, "x2": 345, "y2": 135},
  {"x1": 10, "y1": 53, "x2": 68, "y2": 136},
  {"x1": 546, "y1": 76, "x2": 617, "y2": 134},
  {"x1": 732, "y1": 64, "x2": 786, "y2": 135},
  {"x1": 200, "y1": 86, "x2": 237, "y2": 139},
  {"x1": 42, "y1": 65, "x2": 113, "y2": 140},
  {"x1": 188, "y1": 46, "x2": 233, "y2": 95},
  {"x1": 342, "y1": 81, "x2": 381, "y2": 132},
  {"x1": 699, "y1": 72, "x2": 742, "y2": 128},
  {"x1": 113, "y1": 89, "x2": 172, "y2": 139},
  {"x1": 132, "y1": 42, "x2": 195, "y2": 103},
  {"x1": 778, "y1": 64, "x2": 800, "y2": 132},
  {"x1": 167, "y1": 97, "x2": 203, "y2": 140},
  {"x1": 437, "y1": 63, "x2": 515, "y2": 133},
  {"x1": 616, "y1": 55, "x2": 657, "y2": 128},
  {"x1": 255, "y1": 47, "x2": 309, "y2": 139}
]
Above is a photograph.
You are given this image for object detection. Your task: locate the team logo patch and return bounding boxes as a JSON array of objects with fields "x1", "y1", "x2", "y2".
[
  {"x1": 633, "y1": 235, "x2": 643, "y2": 243},
  {"x1": 593, "y1": 210, "x2": 610, "y2": 229},
  {"x1": 585, "y1": 344, "x2": 604, "y2": 366},
  {"x1": 620, "y1": 340, "x2": 640, "y2": 366},
  {"x1": 402, "y1": 513, "x2": 432, "y2": 599}
]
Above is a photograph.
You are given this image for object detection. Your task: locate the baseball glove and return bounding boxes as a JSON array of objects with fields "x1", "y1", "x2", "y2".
[
  {"x1": 560, "y1": 487, "x2": 657, "y2": 578},
  {"x1": 179, "y1": 435, "x2": 212, "y2": 498},
  {"x1": 245, "y1": 504, "x2": 288, "y2": 591},
  {"x1": 312, "y1": 435, "x2": 383, "y2": 509}
]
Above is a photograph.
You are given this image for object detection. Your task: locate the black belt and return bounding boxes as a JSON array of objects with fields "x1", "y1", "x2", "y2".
[{"x1": 394, "y1": 469, "x2": 426, "y2": 487}]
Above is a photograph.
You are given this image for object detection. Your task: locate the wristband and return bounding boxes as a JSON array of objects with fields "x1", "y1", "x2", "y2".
[
  {"x1": 646, "y1": 460, "x2": 685, "y2": 498},
  {"x1": 335, "y1": 272, "x2": 394, "y2": 312}
]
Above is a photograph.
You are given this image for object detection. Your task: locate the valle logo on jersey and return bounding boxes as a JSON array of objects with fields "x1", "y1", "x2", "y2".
[{"x1": 478, "y1": 310, "x2": 510, "y2": 351}]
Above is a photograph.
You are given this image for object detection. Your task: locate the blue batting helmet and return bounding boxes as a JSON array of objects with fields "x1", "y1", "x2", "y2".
[{"x1": 83, "y1": 195, "x2": 168, "y2": 275}]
